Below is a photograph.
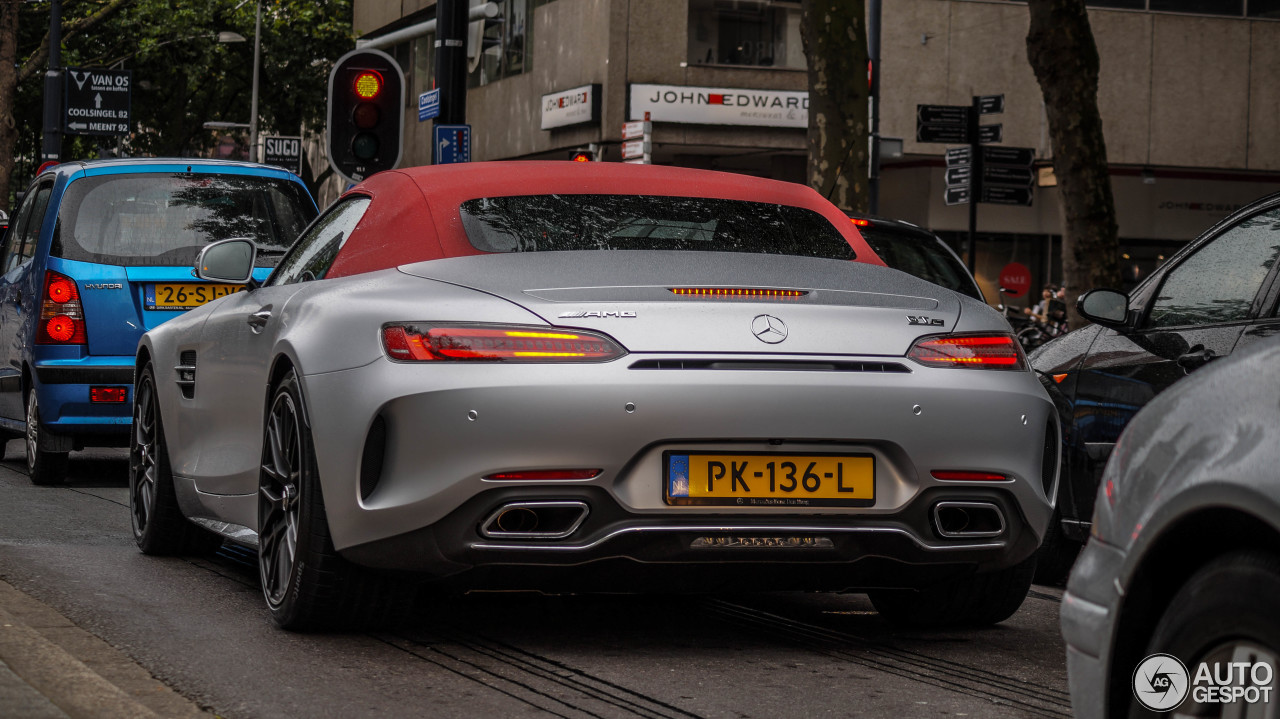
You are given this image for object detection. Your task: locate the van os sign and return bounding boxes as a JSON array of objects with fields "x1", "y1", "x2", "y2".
[
  {"x1": 629, "y1": 84, "x2": 808, "y2": 129},
  {"x1": 64, "y1": 68, "x2": 132, "y2": 136}
]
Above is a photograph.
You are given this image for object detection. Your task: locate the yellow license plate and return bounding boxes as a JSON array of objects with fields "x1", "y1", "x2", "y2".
[
  {"x1": 146, "y1": 283, "x2": 245, "y2": 310},
  {"x1": 665, "y1": 452, "x2": 875, "y2": 507}
]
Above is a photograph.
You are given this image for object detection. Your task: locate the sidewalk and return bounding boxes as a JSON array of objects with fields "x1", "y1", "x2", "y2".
[{"x1": 0, "y1": 578, "x2": 211, "y2": 719}]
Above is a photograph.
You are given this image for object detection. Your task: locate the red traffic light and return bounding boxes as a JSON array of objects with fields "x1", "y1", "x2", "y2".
[{"x1": 353, "y1": 71, "x2": 383, "y2": 100}]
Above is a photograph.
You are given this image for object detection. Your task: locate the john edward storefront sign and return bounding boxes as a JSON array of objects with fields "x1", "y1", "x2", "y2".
[{"x1": 629, "y1": 84, "x2": 808, "y2": 129}]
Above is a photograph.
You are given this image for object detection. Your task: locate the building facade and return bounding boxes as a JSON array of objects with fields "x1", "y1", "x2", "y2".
[{"x1": 351, "y1": 0, "x2": 1280, "y2": 304}]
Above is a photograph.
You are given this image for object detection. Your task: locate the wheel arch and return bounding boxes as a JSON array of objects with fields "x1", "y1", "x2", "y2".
[{"x1": 1107, "y1": 504, "x2": 1280, "y2": 717}]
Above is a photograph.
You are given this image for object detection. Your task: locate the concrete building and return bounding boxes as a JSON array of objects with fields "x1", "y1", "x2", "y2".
[{"x1": 351, "y1": 0, "x2": 1280, "y2": 304}]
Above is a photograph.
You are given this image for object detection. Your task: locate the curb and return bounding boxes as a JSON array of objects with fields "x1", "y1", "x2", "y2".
[{"x1": 0, "y1": 579, "x2": 210, "y2": 719}]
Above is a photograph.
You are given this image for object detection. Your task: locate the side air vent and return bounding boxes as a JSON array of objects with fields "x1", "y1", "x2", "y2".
[
  {"x1": 175, "y1": 351, "x2": 197, "y2": 399},
  {"x1": 1042, "y1": 419, "x2": 1059, "y2": 497},
  {"x1": 629, "y1": 359, "x2": 911, "y2": 373}
]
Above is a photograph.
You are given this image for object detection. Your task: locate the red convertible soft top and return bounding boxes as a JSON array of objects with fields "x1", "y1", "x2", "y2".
[{"x1": 326, "y1": 162, "x2": 881, "y2": 278}]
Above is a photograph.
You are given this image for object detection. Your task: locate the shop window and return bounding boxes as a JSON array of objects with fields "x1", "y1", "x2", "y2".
[
  {"x1": 1248, "y1": 0, "x2": 1280, "y2": 17},
  {"x1": 687, "y1": 0, "x2": 804, "y2": 69},
  {"x1": 468, "y1": 0, "x2": 533, "y2": 88},
  {"x1": 1086, "y1": 0, "x2": 1145, "y2": 8},
  {"x1": 1149, "y1": 0, "x2": 1243, "y2": 14}
]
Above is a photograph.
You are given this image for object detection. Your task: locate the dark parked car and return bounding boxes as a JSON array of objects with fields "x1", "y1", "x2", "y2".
[
  {"x1": 1032, "y1": 191, "x2": 1280, "y2": 581},
  {"x1": 1061, "y1": 333, "x2": 1280, "y2": 719},
  {"x1": 848, "y1": 215, "x2": 985, "y2": 302}
]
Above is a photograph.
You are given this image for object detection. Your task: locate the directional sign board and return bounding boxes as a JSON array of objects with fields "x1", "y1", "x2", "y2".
[
  {"x1": 65, "y1": 68, "x2": 131, "y2": 136},
  {"x1": 434, "y1": 124, "x2": 471, "y2": 164},
  {"x1": 983, "y1": 146, "x2": 1035, "y2": 167},
  {"x1": 982, "y1": 185, "x2": 1034, "y2": 206},
  {"x1": 945, "y1": 166, "x2": 972, "y2": 186},
  {"x1": 978, "y1": 94, "x2": 1005, "y2": 115},
  {"x1": 984, "y1": 165, "x2": 1035, "y2": 186},
  {"x1": 978, "y1": 124, "x2": 1003, "y2": 144},
  {"x1": 946, "y1": 147, "x2": 971, "y2": 167},
  {"x1": 621, "y1": 120, "x2": 651, "y2": 140},
  {"x1": 917, "y1": 104, "x2": 968, "y2": 125},
  {"x1": 262, "y1": 136, "x2": 302, "y2": 174},
  {"x1": 418, "y1": 89, "x2": 440, "y2": 122},
  {"x1": 945, "y1": 186, "x2": 971, "y2": 206},
  {"x1": 917, "y1": 124, "x2": 969, "y2": 144}
]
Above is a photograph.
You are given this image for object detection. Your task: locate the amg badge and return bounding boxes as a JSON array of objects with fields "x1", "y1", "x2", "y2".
[
  {"x1": 558, "y1": 310, "x2": 637, "y2": 319},
  {"x1": 907, "y1": 315, "x2": 945, "y2": 326}
]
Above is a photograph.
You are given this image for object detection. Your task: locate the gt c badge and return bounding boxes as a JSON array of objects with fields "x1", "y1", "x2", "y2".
[
  {"x1": 558, "y1": 310, "x2": 637, "y2": 319},
  {"x1": 751, "y1": 314, "x2": 788, "y2": 344},
  {"x1": 907, "y1": 316, "x2": 945, "y2": 327}
]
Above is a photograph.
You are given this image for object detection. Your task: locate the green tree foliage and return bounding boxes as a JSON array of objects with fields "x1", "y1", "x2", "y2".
[{"x1": 4, "y1": 0, "x2": 352, "y2": 205}]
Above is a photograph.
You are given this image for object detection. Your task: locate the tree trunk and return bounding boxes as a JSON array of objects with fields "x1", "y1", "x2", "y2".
[
  {"x1": 0, "y1": 0, "x2": 20, "y2": 214},
  {"x1": 1025, "y1": 0, "x2": 1121, "y2": 328},
  {"x1": 801, "y1": 0, "x2": 869, "y2": 213}
]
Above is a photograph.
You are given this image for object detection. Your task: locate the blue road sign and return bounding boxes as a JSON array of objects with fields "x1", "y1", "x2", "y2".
[
  {"x1": 434, "y1": 124, "x2": 471, "y2": 164},
  {"x1": 418, "y1": 89, "x2": 440, "y2": 122}
]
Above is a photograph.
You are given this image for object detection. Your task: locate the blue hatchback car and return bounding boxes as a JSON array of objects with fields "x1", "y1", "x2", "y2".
[{"x1": 0, "y1": 159, "x2": 317, "y2": 484}]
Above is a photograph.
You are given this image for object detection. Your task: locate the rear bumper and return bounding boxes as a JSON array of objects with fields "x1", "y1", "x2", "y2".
[
  {"x1": 340, "y1": 484, "x2": 1042, "y2": 590},
  {"x1": 32, "y1": 358, "x2": 133, "y2": 436}
]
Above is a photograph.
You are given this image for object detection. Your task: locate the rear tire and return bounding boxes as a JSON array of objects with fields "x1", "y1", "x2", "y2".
[
  {"x1": 25, "y1": 392, "x2": 68, "y2": 486},
  {"x1": 1130, "y1": 551, "x2": 1280, "y2": 718},
  {"x1": 1033, "y1": 507, "x2": 1081, "y2": 586},
  {"x1": 869, "y1": 556, "x2": 1036, "y2": 628},
  {"x1": 130, "y1": 363, "x2": 223, "y2": 556},
  {"x1": 258, "y1": 370, "x2": 416, "y2": 631}
]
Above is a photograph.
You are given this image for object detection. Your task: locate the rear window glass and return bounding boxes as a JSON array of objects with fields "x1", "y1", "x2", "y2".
[
  {"x1": 52, "y1": 173, "x2": 316, "y2": 267},
  {"x1": 460, "y1": 194, "x2": 855, "y2": 260},
  {"x1": 859, "y1": 225, "x2": 982, "y2": 300}
]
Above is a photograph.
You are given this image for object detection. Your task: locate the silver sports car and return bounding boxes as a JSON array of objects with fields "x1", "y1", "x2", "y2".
[{"x1": 130, "y1": 162, "x2": 1057, "y2": 630}]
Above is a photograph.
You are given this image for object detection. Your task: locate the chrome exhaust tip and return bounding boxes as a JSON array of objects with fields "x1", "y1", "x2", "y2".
[
  {"x1": 480, "y1": 501, "x2": 589, "y2": 539},
  {"x1": 933, "y1": 501, "x2": 1005, "y2": 538}
]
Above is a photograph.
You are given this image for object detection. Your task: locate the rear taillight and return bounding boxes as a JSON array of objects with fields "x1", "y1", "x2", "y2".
[
  {"x1": 37, "y1": 271, "x2": 87, "y2": 345},
  {"x1": 907, "y1": 334, "x2": 1026, "y2": 370},
  {"x1": 381, "y1": 324, "x2": 626, "y2": 362}
]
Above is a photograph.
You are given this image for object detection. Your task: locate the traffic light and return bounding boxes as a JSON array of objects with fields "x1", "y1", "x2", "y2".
[
  {"x1": 568, "y1": 144, "x2": 599, "y2": 162},
  {"x1": 327, "y1": 49, "x2": 405, "y2": 184}
]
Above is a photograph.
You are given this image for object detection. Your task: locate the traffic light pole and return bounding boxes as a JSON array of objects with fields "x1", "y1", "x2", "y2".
[
  {"x1": 435, "y1": 0, "x2": 469, "y2": 144},
  {"x1": 40, "y1": 0, "x2": 62, "y2": 163},
  {"x1": 966, "y1": 96, "x2": 981, "y2": 273}
]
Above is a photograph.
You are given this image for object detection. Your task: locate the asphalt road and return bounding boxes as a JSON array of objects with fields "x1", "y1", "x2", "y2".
[{"x1": 0, "y1": 443, "x2": 1072, "y2": 719}]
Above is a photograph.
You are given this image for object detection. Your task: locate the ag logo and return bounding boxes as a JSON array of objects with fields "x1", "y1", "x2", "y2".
[{"x1": 1133, "y1": 653, "x2": 1190, "y2": 712}]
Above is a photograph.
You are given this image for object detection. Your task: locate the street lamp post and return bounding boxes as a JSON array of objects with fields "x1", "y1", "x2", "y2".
[{"x1": 248, "y1": 0, "x2": 262, "y2": 163}]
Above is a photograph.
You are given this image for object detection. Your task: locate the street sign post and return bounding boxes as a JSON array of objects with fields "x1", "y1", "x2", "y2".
[
  {"x1": 64, "y1": 68, "x2": 131, "y2": 136},
  {"x1": 434, "y1": 123, "x2": 471, "y2": 164},
  {"x1": 262, "y1": 136, "x2": 302, "y2": 174},
  {"x1": 418, "y1": 89, "x2": 440, "y2": 122},
  {"x1": 621, "y1": 112, "x2": 652, "y2": 164}
]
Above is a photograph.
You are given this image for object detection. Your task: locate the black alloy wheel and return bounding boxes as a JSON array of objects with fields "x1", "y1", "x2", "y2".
[
  {"x1": 259, "y1": 381, "x2": 304, "y2": 612},
  {"x1": 257, "y1": 369, "x2": 417, "y2": 630},
  {"x1": 25, "y1": 391, "x2": 68, "y2": 486},
  {"x1": 129, "y1": 363, "x2": 221, "y2": 555}
]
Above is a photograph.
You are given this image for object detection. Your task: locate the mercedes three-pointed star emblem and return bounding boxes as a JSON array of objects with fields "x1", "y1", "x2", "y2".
[{"x1": 751, "y1": 314, "x2": 788, "y2": 344}]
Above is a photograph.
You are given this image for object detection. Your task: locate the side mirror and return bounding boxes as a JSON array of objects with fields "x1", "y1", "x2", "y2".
[
  {"x1": 1077, "y1": 288, "x2": 1129, "y2": 329},
  {"x1": 196, "y1": 238, "x2": 257, "y2": 284}
]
